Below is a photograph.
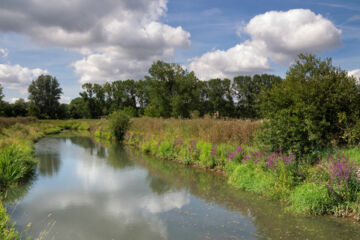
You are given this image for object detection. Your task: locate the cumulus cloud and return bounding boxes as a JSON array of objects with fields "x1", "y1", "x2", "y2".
[
  {"x1": 0, "y1": 64, "x2": 48, "y2": 93},
  {"x1": 190, "y1": 9, "x2": 342, "y2": 80},
  {"x1": 189, "y1": 40, "x2": 271, "y2": 80},
  {"x1": 60, "y1": 95, "x2": 71, "y2": 104},
  {"x1": 349, "y1": 69, "x2": 360, "y2": 82},
  {"x1": 0, "y1": 48, "x2": 8, "y2": 58},
  {"x1": 0, "y1": 0, "x2": 191, "y2": 83}
]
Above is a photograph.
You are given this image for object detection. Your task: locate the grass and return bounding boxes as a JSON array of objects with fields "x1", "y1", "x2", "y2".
[
  {"x1": 130, "y1": 117, "x2": 260, "y2": 144},
  {"x1": 0, "y1": 117, "x2": 37, "y2": 133}
]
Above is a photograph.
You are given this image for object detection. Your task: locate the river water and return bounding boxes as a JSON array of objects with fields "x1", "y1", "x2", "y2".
[{"x1": 4, "y1": 136, "x2": 360, "y2": 239}]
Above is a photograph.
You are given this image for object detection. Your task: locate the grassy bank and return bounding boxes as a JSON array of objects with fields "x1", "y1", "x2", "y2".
[{"x1": 118, "y1": 118, "x2": 360, "y2": 220}]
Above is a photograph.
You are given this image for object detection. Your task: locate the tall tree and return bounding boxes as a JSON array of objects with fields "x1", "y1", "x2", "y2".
[
  {"x1": 202, "y1": 78, "x2": 235, "y2": 118},
  {"x1": 0, "y1": 84, "x2": 4, "y2": 116},
  {"x1": 146, "y1": 61, "x2": 200, "y2": 118},
  {"x1": 233, "y1": 74, "x2": 282, "y2": 118},
  {"x1": 28, "y1": 75, "x2": 62, "y2": 119}
]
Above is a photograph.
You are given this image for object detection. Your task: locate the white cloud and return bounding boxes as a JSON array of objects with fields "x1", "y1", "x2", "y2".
[
  {"x1": 60, "y1": 95, "x2": 71, "y2": 104},
  {"x1": 0, "y1": 64, "x2": 48, "y2": 93},
  {"x1": 189, "y1": 9, "x2": 342, "y2": 80},
  {"x1": 244, "y1": 9, "x2": 342, "y2": 64},
  {"x1": 0, "y1": 48, "x2": 8, "y2": 58},
  {"x1": 189, "y1": 40, "x2": 271, "y2": 80},
  {"x1": 0, "y1": 0, "x2": 191, "y2": 83},
  {"x1": 349, "y1": 69, "x2": 360, "y2": 82}
]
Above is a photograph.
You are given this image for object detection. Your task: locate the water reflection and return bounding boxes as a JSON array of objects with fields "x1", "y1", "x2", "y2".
[{"x1": 5, "y1": 137, "x2": 360, "y2": 240}]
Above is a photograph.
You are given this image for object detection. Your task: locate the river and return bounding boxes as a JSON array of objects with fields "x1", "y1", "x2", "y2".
[{"x1": 4, "y1": 136, "x2": 360, "y2": 239}]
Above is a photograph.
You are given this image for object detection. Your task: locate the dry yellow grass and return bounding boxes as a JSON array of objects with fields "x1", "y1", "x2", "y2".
[
  {"x1": 0, "y1": 117, "x2": 37, "y2": 132},
  {"x1": 130, "y1": 117, "x2": 261, "y2": 145}
]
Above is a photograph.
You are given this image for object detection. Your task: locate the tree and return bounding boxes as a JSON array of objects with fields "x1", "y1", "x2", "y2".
[
  {"x1": 233, "y1": 74, "x2": 282, "y2": 118},
  {"x1": 0, "y1": 84, "x2": 4, "y2": 116},
  {"x1": 12, "y1": 98, "x2": 28, "y2": 116},
  {"x1": 79, "y1": 83, "x2": 104, "y2": 118},
  {"x1": 28, "y1": 75, "x2": 63, "y2": 119},
  {"x1": 69, "y1": 97, "x2": 88, "y2": 118},
  {"x1": 202, "y1": 78, "x2": 235, "y2": 118},
  {"x1": 146, "y1": 61, "x2": 201, "y2": 118},
  {"x1": 258, "y1": 54, "x2": 360, "y2": 159}
]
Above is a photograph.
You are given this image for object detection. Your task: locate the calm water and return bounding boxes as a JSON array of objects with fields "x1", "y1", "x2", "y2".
[{"x1": 4, "y1": 136, "x2": 360, "y2": 239}]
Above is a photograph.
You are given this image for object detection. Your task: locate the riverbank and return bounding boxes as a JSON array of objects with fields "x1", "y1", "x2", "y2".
[{"x1": 118, "y1": 118, "x2": 360, "y2": 220}]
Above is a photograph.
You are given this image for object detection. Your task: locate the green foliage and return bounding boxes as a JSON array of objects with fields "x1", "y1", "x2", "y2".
[
  {"x1": 109, "y1": 111, "x2": 131, "y2": 141},
  {"x1": 69, "y1": 97, "x2": 89, "y2": 119},
  {"x1": 0, "y1": 145, "x2": 36, "y2": 189},
  {"x1": 258, "y1": 54, "x2": 360, "y2": 159},
  {"x1": 144, "y1": 105, "x2": 160, "y2": 117},
  {"x1": 28, "y1": 75, "x2": 63, "y2": 119},
  {"x1": 228, "y1": 161, "x2": 295, "y2": 200},
  {"x1": 44, "y1": 127, "x2": 62, "y2": 135},
  {"x1": 158, "y1": 140, "x2": 175, "y2": 159},
  {"x1": 202, "y1": 78, "x2": 235, "y2": 118},
  {"x1": 233, "y1": 74, "x2": 282, "y2": 118},
  {"x1": 146, "y1": 61, "x2": 201, "y2": 118},
  {"x1": 77, "y1": 122, "x2": 90, "y2": 131},
  {"x1": 123, "y1": 106, "x2": 137, "y2": 117},
  {"x1": 288, "y1": 182, "x2": 335, "y2": 215},
  {"x1": 0, "y1": 204, "x2": 21, "y2": 240},
  {"x1": 197, "y1": 141, "x2": 215, "y2": 168}
]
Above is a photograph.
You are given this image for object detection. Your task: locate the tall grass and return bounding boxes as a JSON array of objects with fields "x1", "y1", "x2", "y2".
[
  {"x1": 130, "y1": 117, "x2": 260, "y2": 144},
  {"x1": 0, "y1": 117, "x2": 37, "y2": 133}
]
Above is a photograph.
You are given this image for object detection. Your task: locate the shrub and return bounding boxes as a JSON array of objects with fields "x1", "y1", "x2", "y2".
[
  {"x1": 288, "y1": 182, "x2": 335, "y2": 215},
  {"x1": 258, "y1": 54, "x2": 360, "y2": 160},
  {"x1": 44, "y1": 127, "x2": 62, "y2": 135},
  {"x1": 77, "y1": 122, "x2": 90, "y2": 131},
  {"x1": 109, "y1": 111, "x2": 131, "y2": 141}
]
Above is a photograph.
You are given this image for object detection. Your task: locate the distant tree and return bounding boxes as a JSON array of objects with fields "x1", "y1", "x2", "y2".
[
  {"x1": 135, "y1": 80, "x2": 150, "y2": 115},
  {"x1": 146, "y1": 61, "x2": 201, "y2": 118},
  {"x1": 28, "y1": 75, "x2": 62, "y2": 119},
  {"x1": 233, "y1": 74, "x2": 282, "y2": 118},
  {"x1": 12, "y1": 98, "x2": 28, "y2": 116},
  {"x1": 0, "y1": 84, "x2": 4, "y2": 116},
  {"x1": 79, "y1": 83, "x2": 104, "y2": 118},
  {"x1": 202, "y1": 78, "x2": 235, "y2": 118},
  {"x1": 69, "y1": 97, "x2": 88, "y2": 119}
]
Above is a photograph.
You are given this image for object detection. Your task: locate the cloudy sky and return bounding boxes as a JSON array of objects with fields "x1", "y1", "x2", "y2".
[{"x1": 0, "y1": 0, "x2": 359, "y2": 103}]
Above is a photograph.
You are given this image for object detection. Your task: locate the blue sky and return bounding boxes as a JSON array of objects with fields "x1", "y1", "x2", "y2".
[{"x1": 0, "y1": 0, "x2": 359, "y2": 103}]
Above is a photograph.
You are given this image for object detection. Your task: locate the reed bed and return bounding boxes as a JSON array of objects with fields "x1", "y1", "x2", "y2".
[{"x1": 130, "y1": 117, "x2": 261, "y2": 145}]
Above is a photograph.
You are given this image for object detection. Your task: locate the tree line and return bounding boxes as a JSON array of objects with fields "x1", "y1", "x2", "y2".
[{"x1": 0, "y1": 60, "x2": 282, "y2": 119}]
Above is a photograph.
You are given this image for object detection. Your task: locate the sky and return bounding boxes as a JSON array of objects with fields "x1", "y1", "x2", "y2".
[{"x1": 0, "y1": 0, "x2": 359, "y2": 103}]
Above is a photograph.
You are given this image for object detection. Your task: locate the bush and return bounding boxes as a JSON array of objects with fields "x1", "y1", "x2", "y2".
[
  {"x1": 44, "y1": 127, "x2": 62, "y2": 135},
  {"x1": 109, "y1": 111, "x2": 131, "y2": 141},
  {"x1": 288, "y1": 182, "x2": 335, "y2": 215},
  {"x1": 258, "y1": 54, "x2": 360, "y2": 160}
]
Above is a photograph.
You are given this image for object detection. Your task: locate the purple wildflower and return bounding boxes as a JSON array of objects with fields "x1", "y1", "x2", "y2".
[
  {"x1": 228, "y1": 152, "x2": 235, "y2": 162},
  {"x1": 211, "y1": 145, "x2": 217, "y2": 158},
  {"x1": 235, "y1": 146, "x2": 242, "y2": 154}
]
